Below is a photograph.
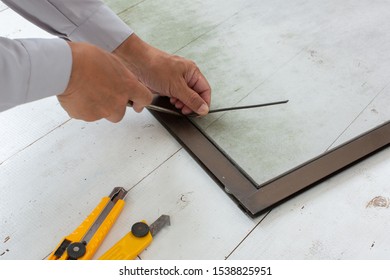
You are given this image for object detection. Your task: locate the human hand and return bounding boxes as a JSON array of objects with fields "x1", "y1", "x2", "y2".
[
  {"x1": 113, "y1": 34, "x2": 211, "y2": 115},
  {"x1": 57, "y1": 42, "x2": 153, "y2": 122}
]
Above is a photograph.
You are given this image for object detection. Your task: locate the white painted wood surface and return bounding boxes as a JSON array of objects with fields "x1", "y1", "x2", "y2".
[{"x1": 1, "y1": 1, "x2": 389, "y2": 260}]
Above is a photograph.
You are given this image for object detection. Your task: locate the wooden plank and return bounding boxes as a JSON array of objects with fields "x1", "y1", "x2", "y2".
[
  {"x1": 0, "y1": 98, "x2": 70, "y2": 163},
  {"x1": 0, "y1": 2, "x2": 8, "y2": 12},
  {"x1": 0, "y1": 7, "x2": 54, "y2": 38},
  {"x1": 229, "y1": 147, "x2": 390, "y2": 259},
  {"x1": 0, "y1": 1, "x2": 261, "y2": 260},
  {"x1": 0, "y1": 7, "x2": 70, "y2": 163},
  {"x1": 94, "y1": 149, "x2": 260, "y2": 260},
  {"x1": 0, "y1": 110, "x2": 181, "y2": 259}
]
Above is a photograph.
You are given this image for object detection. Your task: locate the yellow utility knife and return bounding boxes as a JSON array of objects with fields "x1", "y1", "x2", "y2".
[
  {"x1": 48, "y1": 187, "x2": 128, "y2": 260},
  {"x1": 99, "y1": 215, "x2": 170, "y2": 260}
]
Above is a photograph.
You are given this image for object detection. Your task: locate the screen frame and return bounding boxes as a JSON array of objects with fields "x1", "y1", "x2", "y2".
[{"x1": 150, "y1": 98, "x2": 390, "y2": 217}]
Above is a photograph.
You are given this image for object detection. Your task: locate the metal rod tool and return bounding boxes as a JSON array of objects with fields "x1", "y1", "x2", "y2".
[
  {"x1": 129, "y1": 99, "x2": 289, "y2": 117},
  {"x1": 186, "y1": 99, "x2": 289, "y2": 117}
]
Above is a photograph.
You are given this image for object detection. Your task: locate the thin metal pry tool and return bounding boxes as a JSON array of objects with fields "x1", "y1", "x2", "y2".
[
  {"x1": 127, "y1": 101, "x2": 182, "y2": 116},
  {"x1": 128, "y1": 99, "x2": 289, "y2": 117},
  {"x1": 188, "y1": 99, "x2": 289, "y2": 117}
]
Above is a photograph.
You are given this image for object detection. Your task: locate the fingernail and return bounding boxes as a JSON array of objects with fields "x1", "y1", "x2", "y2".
[{"x1": 198, "y1": 104, "x2": 209, "y2": 115}]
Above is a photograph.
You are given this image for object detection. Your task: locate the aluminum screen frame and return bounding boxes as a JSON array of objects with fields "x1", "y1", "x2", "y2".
[{"x1": 149, "y1": 98, "x2": 390, "y2": 217}]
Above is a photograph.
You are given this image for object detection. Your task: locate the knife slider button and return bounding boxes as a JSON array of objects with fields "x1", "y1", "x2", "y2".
[{"x1": 131, "y1": 222, "x2": 150, "y2": 238}]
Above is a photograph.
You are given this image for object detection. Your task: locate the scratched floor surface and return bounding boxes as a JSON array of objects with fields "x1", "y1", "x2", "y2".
[{"x1": 1, "y1": 0, "x2": 389, "y2": 259}]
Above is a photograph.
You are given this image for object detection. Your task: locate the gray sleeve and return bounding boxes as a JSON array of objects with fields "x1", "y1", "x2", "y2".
[
  {"x1": 3, "y1": 0, "x2": 133, "y2": 52},
  {"x1": 0, "y1": 37, "x2": 72, "y2": 111},
  {"x1": 1, "y1": 0, "x2": 133, "y2": 111}
]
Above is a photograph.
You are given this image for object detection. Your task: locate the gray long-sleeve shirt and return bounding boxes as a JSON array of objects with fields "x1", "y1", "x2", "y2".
[{"x1": 0, "y1": 0, "x2": 133, "y2": 111}]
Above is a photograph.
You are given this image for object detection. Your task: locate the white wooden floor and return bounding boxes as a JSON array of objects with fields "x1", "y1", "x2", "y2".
[{"x1": 1, "y1": 1, "x2": 390, "y2": 260}]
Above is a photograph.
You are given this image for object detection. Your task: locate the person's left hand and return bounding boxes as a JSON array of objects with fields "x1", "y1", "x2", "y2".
[{"x1": 113, "y1": 34, "x2": 211, "y2": 116}]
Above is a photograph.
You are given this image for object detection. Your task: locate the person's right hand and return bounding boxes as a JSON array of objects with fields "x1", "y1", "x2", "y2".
[
  {"x1": 57, "y1": 42, "x2": 153, "y2": 122},
  {"x1": 113, "y1": 34, "x2": 211, "y2": 116}
]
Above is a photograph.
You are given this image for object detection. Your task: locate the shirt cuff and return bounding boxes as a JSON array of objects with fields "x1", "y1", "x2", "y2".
[
  {"x1": 69, "y1": 4, "x2": 133, "y2": 52},
  {"x1": 17, "y1": 38, "x2": 72, "y2": 103}
]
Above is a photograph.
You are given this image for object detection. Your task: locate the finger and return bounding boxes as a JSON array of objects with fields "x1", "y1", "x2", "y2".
[
  {"x1": 188, "y1": 70, "x2": 212, "y2": 107},
  {"x1": 176, "y1": 81, "x2": 209, "y2": 115},
  {"x1": 132, "y1": 104, "x2": 145, "y2": 113},
  {"x1": 127, "y1": 99, "x2": 144, "y2": 113},
  {"x1": 127, "y1": 82, "x2": 153, "y2": 112},
  {"x1": 105, "y1": 104, "x2": 127, "y2": 123},
  {"x1": 179, "y1": 66, "x2": 211, "y2": 115},
  {"x1": 181, "y1": 105, "x2": 193, "y2": 115},
  {"x1": 174, "y1": 100, "x2": 184, "y2": 109}
]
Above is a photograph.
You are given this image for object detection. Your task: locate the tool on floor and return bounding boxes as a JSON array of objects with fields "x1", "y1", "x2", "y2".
[
  {"x1": 98, "y1": 214, "x2": 171, "y2": 260},
  {"x1": 48, "y1": 187, "x2": 128, "y2": 260},
  {"x1": 48, "y1": 187, "x2": 170, "y2": 260},
  {"x1": 128, "y1": 99, "x2": 289, "y2": 117}
]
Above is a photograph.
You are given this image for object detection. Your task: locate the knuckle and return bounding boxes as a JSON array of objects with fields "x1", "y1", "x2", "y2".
[
  {"x1": 187, "y1": 91, "x2": 201, "y2": 105},
  {"x1": 109, "y1": 116, "x2": 122, "y2": 123},
  {"x1": 146, "y1": 92, "x2": 153, "y2": 104},
  {"x1": 98, "y1": 105, "x2": 112, "y2": 119},
  {"x1": 80, "y1": 113, "x2": 100, "y2": 122},
  {"x1": 118, "y1": 94, "x2": 130, "y2": 106}
]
